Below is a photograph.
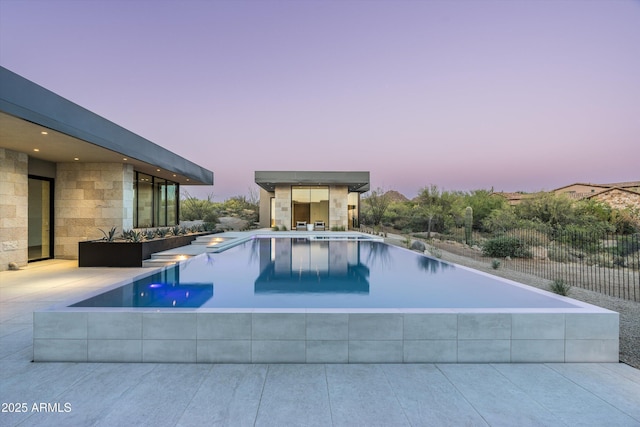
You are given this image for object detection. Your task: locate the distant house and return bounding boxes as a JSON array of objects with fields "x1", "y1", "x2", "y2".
[
  {"x1": 491, "y1": 192, "x2": 531, "y2": 206},
  {"x1": 255, "y1": 171, "x2": 370, "y2": 230},
  {"x1": 553, "y1": 181, "x2": 640, "y2": 211},
  {"x1": 552, "y1": 181, "x2": 638, "y2": 200},
  {"x1": 492, "y1": 181, "x2": 640, "y2": 210}
]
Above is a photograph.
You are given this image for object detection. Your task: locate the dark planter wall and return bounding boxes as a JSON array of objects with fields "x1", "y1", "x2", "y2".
[{"x1": 78, "y1": 233, "x2": 212, "y2": 267}]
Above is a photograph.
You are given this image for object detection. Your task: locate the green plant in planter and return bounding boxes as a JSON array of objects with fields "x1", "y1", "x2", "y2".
[
  {"x1": 156, "y1": 228, "x2": 169, "y2": 238},
  {"x1": 170, "y1": 225, "x2": 182, "y2": 236},
  {"x1": 123, "y1": 230, "x2": 144, "y2": 242},
  {"x1": 98, "y1": 226, "x2": 117, "y2": 242},
  {"x1": 144, "y1": 229, "x2": 157, "y2": 240}
]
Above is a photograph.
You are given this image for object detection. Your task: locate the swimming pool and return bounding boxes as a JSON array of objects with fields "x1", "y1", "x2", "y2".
[{"x1": 34, "y1": 234, "x2": 619, "y2": 364}]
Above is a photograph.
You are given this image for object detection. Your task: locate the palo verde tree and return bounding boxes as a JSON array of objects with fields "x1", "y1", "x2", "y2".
[{"x1": 362, "y1": 188, "x2": 392, "y2": 226}]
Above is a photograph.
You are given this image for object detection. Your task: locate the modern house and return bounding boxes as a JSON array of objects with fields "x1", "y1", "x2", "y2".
[
  {"x1": 0, "y1": 67, "x2": 214, "y2": 271},
  {"x1": 255, "y1": 171, "x2": 369, "y2": 230}
]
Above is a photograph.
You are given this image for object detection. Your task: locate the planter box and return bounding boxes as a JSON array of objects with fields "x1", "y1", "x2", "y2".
[{"x1": 78, "y1": 232, "x2": 214, "y2": 267}]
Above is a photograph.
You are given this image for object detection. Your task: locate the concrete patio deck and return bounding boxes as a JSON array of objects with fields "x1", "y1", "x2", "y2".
[{"x1": 1, "y1": 259, "x2": 640, "y2": 426}]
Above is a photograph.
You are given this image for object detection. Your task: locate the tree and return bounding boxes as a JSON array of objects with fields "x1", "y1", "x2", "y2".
[
  {"x1": 363, "y1": 188, "x2": 392, "y2": 226},
  {"x1": 515, "y1": 192, "x2": 576, "y2": 230},
  {"x1": 180, "y1": 191, "x2": 216, "y2": 221},
  {"x1": 463, "y1": 190, "x2": 507, "y2": 231}
]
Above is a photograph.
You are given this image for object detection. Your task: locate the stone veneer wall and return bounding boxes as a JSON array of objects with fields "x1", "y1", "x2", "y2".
[
  {"x1": 0, "y1": 149, "x2": 28, "y2": 271},
  {"x1": 593, "y1": 189, "x2": 640, "y2": 211},
  {"x1": 273, "y1": 185, "x2": 291, "y2": 230},
  {"x1": 329, "y1": 185, "x2": 348, "y2": 229},
  {"x1": 55, "y1": 163, "x2": 134, "y2": 259}
]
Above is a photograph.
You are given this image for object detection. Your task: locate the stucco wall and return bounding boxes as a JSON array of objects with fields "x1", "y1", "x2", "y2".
[
  {"x1": 0, "y1": 149, "x2": 28, "y2": 270},
  {"x1": 55, "y1": 163, "x2": 134, "y2": 259}
]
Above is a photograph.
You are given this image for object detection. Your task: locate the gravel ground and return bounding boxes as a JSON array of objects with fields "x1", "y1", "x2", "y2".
[{"x1": 385, "y1": 235, "x2": 640, "y2": 369}]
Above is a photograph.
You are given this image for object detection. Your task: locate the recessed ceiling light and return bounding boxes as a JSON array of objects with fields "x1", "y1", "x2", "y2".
[
  {"x1": 186, "y1": 179, "x2": 190, "y2": 182},
  {"x1": 33, "y1": 148, "x2": 40, "y2": 152},
  {"x1": 74, "y1": 157, "x2": 79, "y2": 161},
  {"x1": 172, "y1": 174, "x2": 176, "y2": 177},
  {"x1": 156, "y1": 169, "x2": 161, "y2": 172},
  {"x1": 41, "y1": 131, "x2": 48, "y2": 135},
  {"x1": 123, "y1": 158, "x2": 128, "y2": 161}
]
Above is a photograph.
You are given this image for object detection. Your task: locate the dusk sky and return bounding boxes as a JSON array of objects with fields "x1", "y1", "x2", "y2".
[{"x1": 1, "y1": 0, "x2": 638, "y2": 200}]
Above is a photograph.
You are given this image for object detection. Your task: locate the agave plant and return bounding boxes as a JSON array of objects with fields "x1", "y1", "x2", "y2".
[
  {"x1": 170, "y1": 225, "x2": 182, "y2": 236},
  {"x1": 98, "y1": 226, "x2": 118, "y2": 242},
  {"x1": 156, "y1": 228, "x2": 169, "y2": 238},
  {"x1": 144, "y1": 229, "x2": 157, "y2": 240},
  {"x1": 121, "y1": 229, "x2": 144, "y2": 242}
]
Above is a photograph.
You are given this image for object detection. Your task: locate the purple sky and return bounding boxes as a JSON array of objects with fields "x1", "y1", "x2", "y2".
[{"x1": 1, "y1": 1, "x2": 639, "y2": 200}]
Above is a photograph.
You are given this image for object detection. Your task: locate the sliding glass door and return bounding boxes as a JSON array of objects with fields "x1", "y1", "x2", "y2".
[
  {"x1": 28, "y1": 176, "x2": 54, "y2": 261},
  {"x1": 291, "y1": 186, "x2": 329, "y2": 228}
]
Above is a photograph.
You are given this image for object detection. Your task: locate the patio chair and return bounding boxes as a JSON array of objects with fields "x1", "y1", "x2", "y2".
[
  {"x1": 314, "y1": 221, "x2": 325, "y2": 231},
  {"x1": 296, "y1": 221, "x2": 307, "y2": 231}
]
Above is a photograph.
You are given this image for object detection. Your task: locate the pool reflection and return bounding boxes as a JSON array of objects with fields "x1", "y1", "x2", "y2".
[{"x1": 254, "y1": 238, "x2": 370, "y2": 294}]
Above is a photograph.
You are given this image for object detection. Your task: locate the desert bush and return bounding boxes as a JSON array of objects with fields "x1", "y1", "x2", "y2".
[
  {"x1": 482, "y1": 236, "x2": 531, "y2": 258},
  {"x1": 548, "y1": 245, "x2": 569, "y2": 263},
  {"x1": 549, "y1": 278, "x2": 571, "y2": 296},
  {"x1": 491, "y1": 259, "x2": 501, "y2": 269},
  {"x1": 614, "y1": 234, "x2": 640, "y2": 257}
]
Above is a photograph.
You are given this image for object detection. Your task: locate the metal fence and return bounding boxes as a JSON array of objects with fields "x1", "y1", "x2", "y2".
[{"x1": 421, "y1": 229, "x2": 640, "y2": 302}]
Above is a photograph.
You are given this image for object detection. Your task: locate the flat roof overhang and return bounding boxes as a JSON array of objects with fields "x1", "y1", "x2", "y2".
[
  {"x1": 255, "y1": 171, "x2": 370, "y2": 193},
  {"x1": 0, "y1": 67, "x2": 213, "y2": 186}
]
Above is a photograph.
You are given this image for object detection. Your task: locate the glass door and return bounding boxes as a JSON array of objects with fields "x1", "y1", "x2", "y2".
[{"x1": 28, "y1": 176, "x2": 54, "y2": 261}]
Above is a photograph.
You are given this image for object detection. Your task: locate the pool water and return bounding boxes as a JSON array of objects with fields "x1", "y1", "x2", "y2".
[{"x1": 72, "y1": 238, "x2": 578, "y2": 309}]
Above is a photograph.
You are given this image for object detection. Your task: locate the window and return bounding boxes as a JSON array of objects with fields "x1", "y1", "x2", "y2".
[
  {"x1": 291, "y1": 186, "x2": 329, "y2": 229},
  {"x1": 134, "y1": 172, "x2": 179, "y2": 228}
]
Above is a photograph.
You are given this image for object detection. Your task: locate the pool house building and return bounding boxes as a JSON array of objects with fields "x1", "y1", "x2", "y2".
[
  {"x1": 255, "y1": 171, "x2": 370, "y2": 230},
  {"x1": 0, "y1": 67, "x2": 214, "y2": 271}
]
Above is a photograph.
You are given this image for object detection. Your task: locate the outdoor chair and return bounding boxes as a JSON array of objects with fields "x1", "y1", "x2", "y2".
[
  {"x1": 314, "y1": 221, "x2": 325, "y2": 231},
  {"x1": 296, "y1": 221, "x2": 307, "y2": 231}
]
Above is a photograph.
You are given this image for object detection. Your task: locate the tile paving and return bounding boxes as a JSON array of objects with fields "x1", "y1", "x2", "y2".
[{"x1": 1, "y1": 259, "x2": 639, "y2": 426}]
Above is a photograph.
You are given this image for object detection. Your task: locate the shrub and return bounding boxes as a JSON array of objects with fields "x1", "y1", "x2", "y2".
[
  {"x1": 549, "y1": 278, "x2": 571, "y2": 296},
  {"x1": 482, "y1": 236, "x2": 531, "y2": 258},
  {"x1": 615, "y1": 234, "x2": 639, "y2": 257},
  {"x1": 427, "y1": 245, "x2": 442, "y2": 259},
  {"x1": 491, "y1": 259, "x2": 501, "y2": 269},
  {"x1": 548, "y1": 245, "x2": 569, "y2": 263}
]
